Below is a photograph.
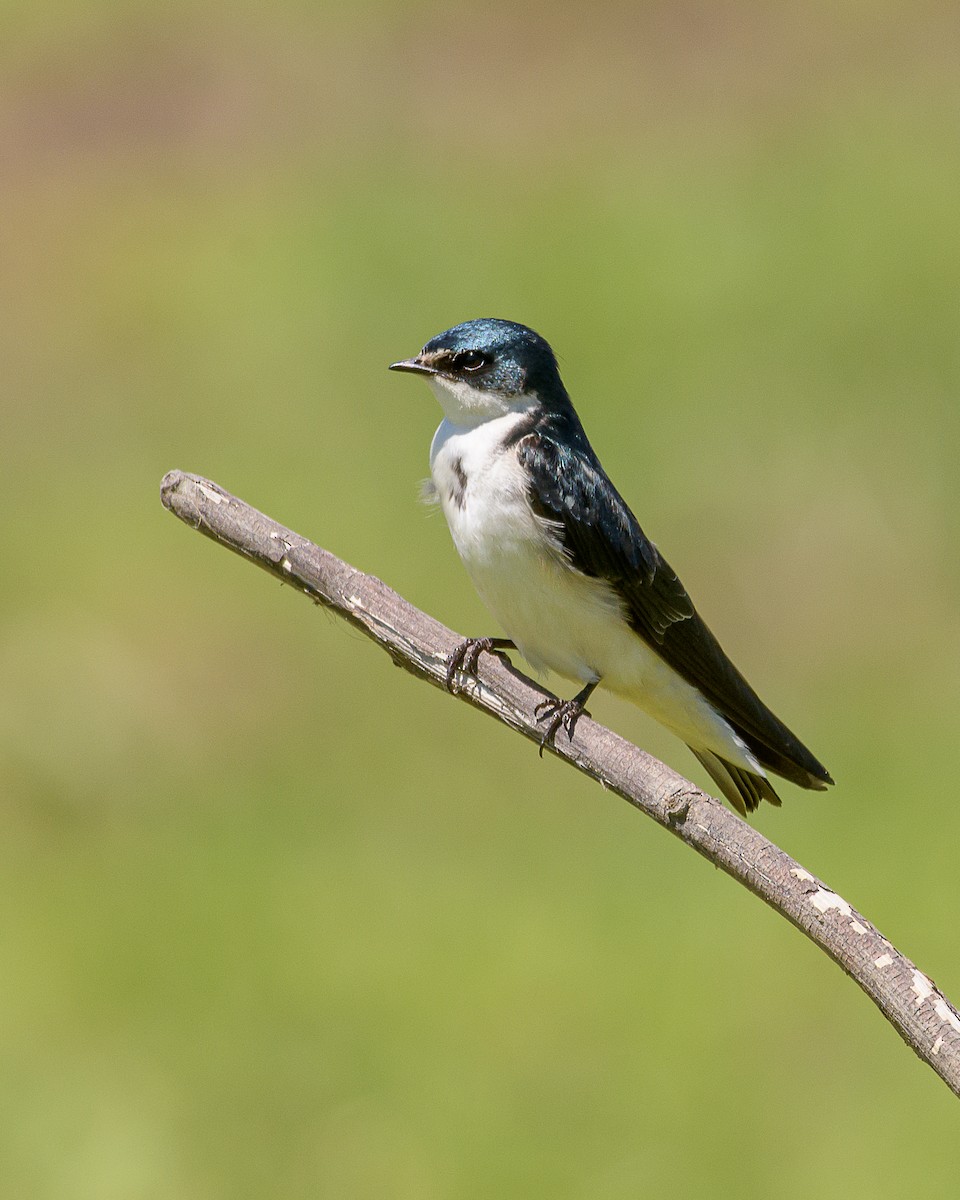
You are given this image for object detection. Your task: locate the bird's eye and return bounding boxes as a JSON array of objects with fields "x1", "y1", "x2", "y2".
[{"x1": 453, "y1": 350, "x2": 488, "y2": 373}]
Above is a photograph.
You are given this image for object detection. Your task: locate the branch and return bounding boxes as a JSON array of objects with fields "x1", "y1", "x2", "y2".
[{"x1": 160, "y1": 469, "x2": 960, "y2": 1098}]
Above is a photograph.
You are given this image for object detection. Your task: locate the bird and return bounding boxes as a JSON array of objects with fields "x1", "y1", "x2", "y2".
[{"x1": 389, "y1": 318, "x2": 833, "y2": 815}]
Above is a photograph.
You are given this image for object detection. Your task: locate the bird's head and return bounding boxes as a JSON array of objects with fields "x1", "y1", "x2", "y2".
[{"x1": 390, "y1": 318, "x2": 567, "y2": 425}]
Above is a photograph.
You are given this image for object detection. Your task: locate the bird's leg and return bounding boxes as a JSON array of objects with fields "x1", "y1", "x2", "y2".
[
  {"x1": 444, "y1": 637, "x2": 516, "y2": 692},
  {"x1": 535, "y1": 680, "x2": 598, "y2": 756}
]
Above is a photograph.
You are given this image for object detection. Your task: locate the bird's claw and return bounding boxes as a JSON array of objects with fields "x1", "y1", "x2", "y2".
[
  {"x1": 534, "y1": 697, "x2": 591, "y2": 756},
  {"x1": 445, "y1": 637, "x2": 498, "y2": 692}
]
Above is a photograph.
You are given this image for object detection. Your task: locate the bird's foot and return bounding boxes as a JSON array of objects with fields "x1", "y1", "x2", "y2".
[
  {"x1": 444, "y1": 637, "x2": 514, "y2": 693},
  {"x1": 534, "y1": 682, "x2": 597, "y2": 757}
]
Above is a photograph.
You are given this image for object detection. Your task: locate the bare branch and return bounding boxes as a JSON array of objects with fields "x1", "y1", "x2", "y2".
[{"x1": 160, "y1": 469, "x2": 960, "y2": 1098}]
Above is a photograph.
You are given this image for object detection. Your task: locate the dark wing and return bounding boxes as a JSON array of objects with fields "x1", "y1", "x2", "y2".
[{"x1": 516, "y1": 431, "x2": 832, "y2": 789}]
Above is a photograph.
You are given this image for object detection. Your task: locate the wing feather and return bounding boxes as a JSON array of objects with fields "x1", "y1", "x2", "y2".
[{"x1": 516, "y1": 430, "x2": 831, "y2": 789}]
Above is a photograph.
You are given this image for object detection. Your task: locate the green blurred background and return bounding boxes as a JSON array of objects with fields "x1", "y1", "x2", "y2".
[{"x1": 3, "y1": 1, "x2": 959, "y2": 1194}]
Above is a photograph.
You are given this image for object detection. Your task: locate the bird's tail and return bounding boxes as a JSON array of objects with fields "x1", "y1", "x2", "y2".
[{"x1": 687, "y1": 746, "x2": 783, "y2": 817}]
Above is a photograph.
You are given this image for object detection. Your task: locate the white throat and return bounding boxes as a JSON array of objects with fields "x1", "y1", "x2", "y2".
[{"x1": 427, "y1": 375, "x2": 535, "y2": 427}]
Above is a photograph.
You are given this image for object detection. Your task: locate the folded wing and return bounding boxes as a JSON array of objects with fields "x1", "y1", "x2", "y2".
[{"x1": 516, "y1": 428, "x2": 833, "y2": 799}]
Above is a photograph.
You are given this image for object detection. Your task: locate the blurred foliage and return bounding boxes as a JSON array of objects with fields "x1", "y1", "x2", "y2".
[{"x1": 1, "y1": 1, "x2": 959, "y2": 1195}]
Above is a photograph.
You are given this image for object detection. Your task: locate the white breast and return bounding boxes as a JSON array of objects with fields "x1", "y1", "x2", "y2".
[{"x1": 430, "y1": 412, "x2": 550, "y2": 590}]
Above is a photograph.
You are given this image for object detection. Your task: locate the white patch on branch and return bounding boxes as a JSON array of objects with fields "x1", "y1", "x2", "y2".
[
  {"x1": 910, "y1": 974, "x2": 960, "y2": 1036},
  {"x1": 934, "y1": 999, "x2": 960, "y2": 1035},
  {"x1": 809, "y1": 886, "x2": 852, "y2": 917},
  {"x1": 912, "y1": 971, "x2": 934, "y2": 1008},
  {"x1": 791, "y1": 867, "x2": 817, "y2": 883},
  {"x1": 198, "y1": 483, "x2": 224, "y2": 504},
  {"x1": 874, "y1": 953, "x2": 894, "y2": 969},
  {"x1": 849, "y1": 921, "x2": 868, "y2": 936}
]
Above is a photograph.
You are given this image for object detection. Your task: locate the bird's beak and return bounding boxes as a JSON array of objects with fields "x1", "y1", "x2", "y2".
[{"x1": 389, "y1": 357, "x2": 438, "y2": 376}]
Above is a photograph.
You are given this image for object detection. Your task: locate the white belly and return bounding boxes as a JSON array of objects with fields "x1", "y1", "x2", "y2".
[{"x1": 429, "y1": 414, "x2": 757, "y2": 769}]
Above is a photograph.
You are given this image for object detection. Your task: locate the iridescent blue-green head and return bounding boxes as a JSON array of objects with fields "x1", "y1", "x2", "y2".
[{"x1": 390, "y1": 318, "x2": 569, "y2": 424}]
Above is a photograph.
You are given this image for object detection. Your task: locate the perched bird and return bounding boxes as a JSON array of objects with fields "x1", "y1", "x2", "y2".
[{"x1": 390, "y1": 319, "x2": 832, "y2": 815}]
